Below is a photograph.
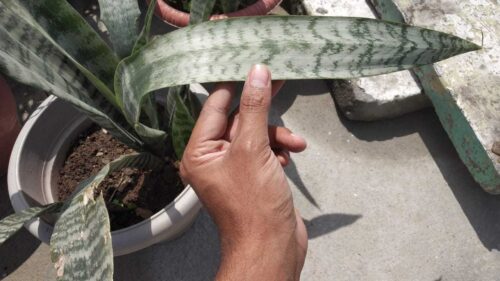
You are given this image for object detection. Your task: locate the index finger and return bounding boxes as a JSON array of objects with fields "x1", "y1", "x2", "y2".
[{"x1": 189, "y1": 82, "x2": 236, "y2": 143}]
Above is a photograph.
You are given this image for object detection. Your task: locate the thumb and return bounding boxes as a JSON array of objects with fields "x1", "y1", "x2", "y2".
[{"x1": 234, "y1": 64, "x2": 272, "y2": 143}]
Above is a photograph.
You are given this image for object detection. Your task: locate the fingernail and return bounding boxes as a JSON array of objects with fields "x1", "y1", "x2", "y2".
[
  {"x1": 291, "y1": 133, "x2": 307, "y2": 146},
  {"x1": 249, "y1": 64, "x2": 270, "y2": 88}
]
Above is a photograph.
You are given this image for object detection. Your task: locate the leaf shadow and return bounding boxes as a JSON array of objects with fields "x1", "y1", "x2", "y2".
[{"x1": 305, "y1": 214, "x2": 362, "y2": 240}]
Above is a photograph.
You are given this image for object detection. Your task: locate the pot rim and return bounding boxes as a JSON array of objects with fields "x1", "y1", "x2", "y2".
[
  {"x1": 149, "y1": 0, "x2": 283, "y2": 27},
  {"x1": 7, "y1": 95, "x2": 202, "y2": 255}
]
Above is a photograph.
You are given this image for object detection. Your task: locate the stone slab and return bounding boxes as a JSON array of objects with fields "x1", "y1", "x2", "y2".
[
  {"x1": 296, "y1": 0, "x2": 430, "y2": 121},
  {"x1": 369, "y1": 0, "x2": 499, "y2": 193}
]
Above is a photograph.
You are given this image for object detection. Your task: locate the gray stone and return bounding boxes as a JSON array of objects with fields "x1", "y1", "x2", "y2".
[
  {"x1": 370, "y1": 0, "x2": 499, "y2": 193},
  {"x1": 298, "y1": 0, "x2": 430, "y2": 121}
]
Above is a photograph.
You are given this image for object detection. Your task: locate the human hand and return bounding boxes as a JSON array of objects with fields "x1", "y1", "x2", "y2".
[{"x1": 180, "y1": 64, "x2": 308, "y2": 280}]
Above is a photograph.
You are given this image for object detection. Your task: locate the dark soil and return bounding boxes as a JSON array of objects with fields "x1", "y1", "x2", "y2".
[{"x1": 57, "y1": 125, "x2": 184, "y2": 231}]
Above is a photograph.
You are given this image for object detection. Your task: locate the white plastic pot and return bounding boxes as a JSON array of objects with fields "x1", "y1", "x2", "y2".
[{"x1": 8, "y1": 90, "x2": 204, "y2": 256}]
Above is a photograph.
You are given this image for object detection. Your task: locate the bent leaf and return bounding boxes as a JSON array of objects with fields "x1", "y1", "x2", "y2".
[
  {"x1": 115, "y1": 16, "x2": 480, "y2": 125},
  {"x1": 98, "y1": 0, "x2": 140, "y2": 58},
  {"x1": 0, "y1": 203, "x2": 62, "y2": 245},
  {"x1": 50, "y1": 153, "x2": 163, "y2": 281},
  {"x1": 0, "y1": 0, "x2": 142, "y2": 149},
  {"x1": 11, "y1": 0, "x2": 120, "y2": 105}
]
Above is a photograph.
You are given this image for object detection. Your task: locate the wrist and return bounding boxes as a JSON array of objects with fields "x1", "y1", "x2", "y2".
[{"x1": 217, "y1": 226, "x2": 298, "y2": 281}]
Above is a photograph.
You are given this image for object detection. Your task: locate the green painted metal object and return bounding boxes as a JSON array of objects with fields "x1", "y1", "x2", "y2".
[{"x1": 370, "y1": 0, "x2": 500, "y2": 193}]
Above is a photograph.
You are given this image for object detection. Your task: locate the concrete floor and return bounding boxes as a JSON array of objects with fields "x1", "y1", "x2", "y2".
[{"x1": 2, "y1": 80, "x2": 500, "y2": 280}]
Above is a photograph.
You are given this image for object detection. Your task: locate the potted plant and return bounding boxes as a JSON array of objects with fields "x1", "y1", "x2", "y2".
[
  {"x1": 0, "y1": 0, "x2": 478, "y2": 279},
  {"x1": 150, "y1": 0, "x2": 282, "y2": 27}
]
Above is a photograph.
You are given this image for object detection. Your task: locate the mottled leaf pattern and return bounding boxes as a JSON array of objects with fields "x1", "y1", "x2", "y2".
[
  {"x1": 115, "y1": 16, "x2": 480, "y2": 125},
  {"x1": 0, "y1": 0, "x2": 142, "y2": 150},
  {"x1": 50, "y1": 153, "x2": 163, "y2": 281},
  {"x1": 369, "y1": 0, "x2": 498, "y2": 192},
  {"x1": 170, "y1": 89, "x2": 196, "y2": 159},
  {"x1": 15, "y1": 0, "x2": 119, "y2": 103},
  {"x1": 51, "y1": 193, "x2": 112, "y2": 281},
  {"x1": 98, "y1": 0, "x2": 140, "y2": 58},
  {"x1": 0, "y1": 203, "x2": 62, "y2": 245},
  {"x1": 369, "y1": 0, "x2": 405, "y2": 22},
  {"x1": 133, "y1": 0, "x2": 161, "y2": 133},
  {"x1": 189, "y1": 0, "x2": 216, "y2": 25}
]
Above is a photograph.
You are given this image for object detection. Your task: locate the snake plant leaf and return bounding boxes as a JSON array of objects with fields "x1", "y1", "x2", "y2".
[
  {"x1": 0, "y1": 203, "x2": 62, "y2": 245},
  {"x1": 0, "y1": 0, "x2": 142, "y2": 149},
  {"x1": 115, "y1": 16, "x2": 480, "y2": 125},
  {"x1": 170, "y1": 90, "x2": 196, "y2": 159},
  {"x1": 134, "y1": 0, "x2": 160, "y2": 131},
  {"x1": 11, "y1": 0, "x2": 120, "y2": 104},
  {"x1": 51, "y1": 192, "x2": 112, "y2": 281},
  {"x1": 132, "y1": 0, "x2": 157, "y2": 53},
  {"x1": 133, "y1": 123, "x2": 167, "y2": 154},
  {"x1": 189, "y1": 0, "x2": 216, "y2": 25},
  {"x1": 50, "y1": 153, "x2": 163, "y2": 281},
  {"x1": 98, "y1": 0, "x2": 140, "y2": 58},
  {"x1": 220, "y1": 0, "x2": 240, "y2": 13}
]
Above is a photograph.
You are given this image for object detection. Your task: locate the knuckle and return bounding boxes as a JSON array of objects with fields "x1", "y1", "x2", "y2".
[
  {"x1": 234, "y1": 138, "x2": 269, "y2": 155},
  {"x1": 202, "y1": 101, "x2": 229, "y2": 115},
  {"x1": 240, "y1": 89, "x2": 268, "y2": 112}
]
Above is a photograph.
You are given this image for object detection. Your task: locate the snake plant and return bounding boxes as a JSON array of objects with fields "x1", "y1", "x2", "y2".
[{"x1": 0, "y1": 0, "x2": 479, "y2": 279}]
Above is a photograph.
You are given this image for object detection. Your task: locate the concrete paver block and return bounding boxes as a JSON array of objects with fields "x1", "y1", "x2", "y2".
[
  {"x1": 369, "y1": 0, "x2": 500, "y2": 193},
  {"x1": 297, "y1": 0, "x2": 430, "y2": 121}
]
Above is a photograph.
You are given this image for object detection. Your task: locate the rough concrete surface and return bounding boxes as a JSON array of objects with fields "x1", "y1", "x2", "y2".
[
  {"x1": 2, "y1": 81, "x2": 500, "y2": 281},
  {"x1": 297, "y1": 0, "x2": 430, "y2": 121},
  {"x1": 370, "y1": 0, "x2": 499, "y2": 193}
]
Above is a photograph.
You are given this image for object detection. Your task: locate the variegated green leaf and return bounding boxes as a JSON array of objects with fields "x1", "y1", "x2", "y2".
[
  {"x1": 11, "y1": 0, "x2": 120, "y2": 103},
  {"x1": 115, "y1": 16, "x2": 480, "y2": 125},
  {"x1": 98, "y1": 0, "x2": 140, "y2": 58},
  {"x1": 134, "y1": 0, "x2": 161, "y2": 132},
  {"x1": 171, "y1": 90, "x2": 196, "y2": 159},
  {"x1": 0, "y1": 0, "x2": 143, "y2": 149},
  {"x1": 220, "y1": 0, "x2": 240, "y2": 13},
  {"x1": 0, "y1": 203, "x2": 62, "y2": 245},
  {"x1": 130, "y1": 0, "x2": 165, "y2": 150},
  {"x1": 189, "y1": 0, "x2": 216, "y2": 25},
  {"x1": 132, "y1": 0, "x2": 157, "y2": 53},
  {"x1": 51, "y1": 193, "x2": 111, "y2": 281},
  {"x1": 133, "y1": 123, "x2": 167, "y2": 154},
  {"x1": 165, "y1": 85, "x2": 188, "y2": 127},
  {"x1": 50, "y1": 153, "x2": 163, "y2": 281}
]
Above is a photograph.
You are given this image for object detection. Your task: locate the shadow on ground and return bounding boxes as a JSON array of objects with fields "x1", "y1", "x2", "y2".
[
  {"x1": 114, "y1": 209, "x2": 359, "y2": 281},
  {"x1": 271, "y1": 80, "x2": 334, "y2": 209},
  {"x1": 0, "y1": 177, "x2": 41, "y2": 278},
  {"x1": 305, "y1": 214, "x2": 362, "y2": 240},
  {"x1": 339, "y1": 107, "x2": 500, "y2": 251}
]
